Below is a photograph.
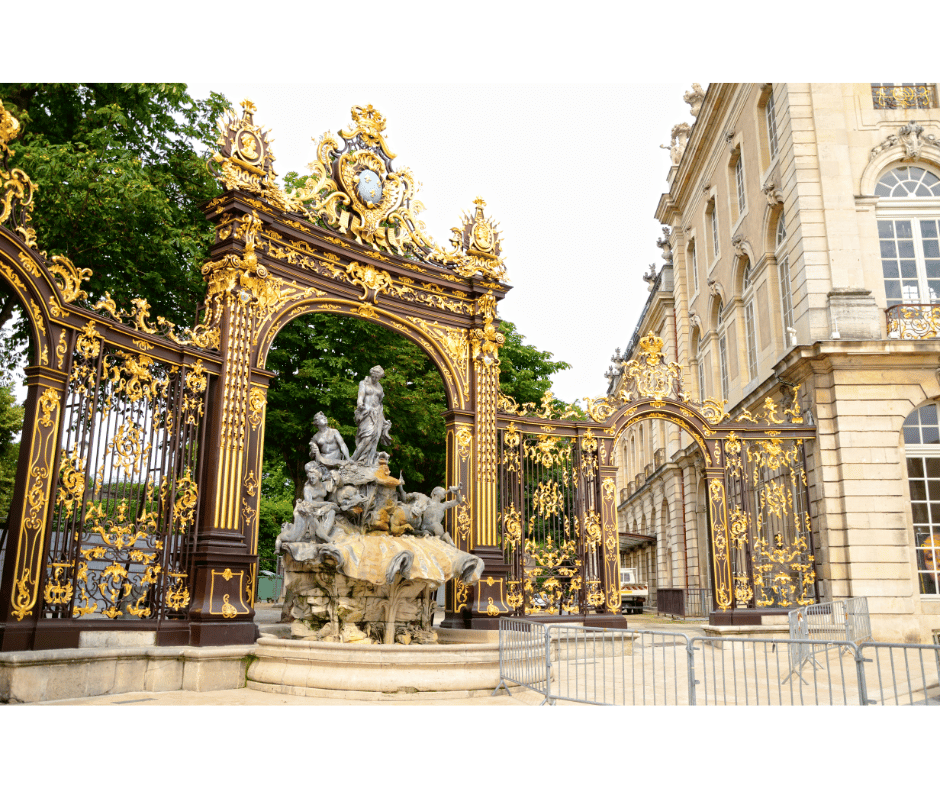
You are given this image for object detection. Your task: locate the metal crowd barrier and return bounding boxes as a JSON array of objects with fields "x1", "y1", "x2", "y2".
[
  {"x1": 787, "y1": 598, "x2": 873, "y2": 679},
  {"x1": 546, "y1": 626, "x2": 690, "y2": 706},
  {"x1": 858, "y1": 642, "x2": 940, "y2": 706},
  {"x1": 493, "y1": 618, "x2": 551, "y2": 703},
  {"x1": 493, "y1": 619, "x2": 940, "y2": 706}
]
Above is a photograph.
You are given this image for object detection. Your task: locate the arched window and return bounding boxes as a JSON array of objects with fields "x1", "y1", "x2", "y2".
[
  {"x1": 877, "y1": 166, "x2": 940, "y2": 307},
  {"x1": 903, "y1": 402, "x2": 940, "y2": 595},
  {"x1": 876, "y1": 165, "x2": 940, "y2": 198},
  {"x1": 777, "y1": 214, "x2": 794, "y2": 347},
  {"x1": 742, "y1": 260, "x2": 757, "y2": 380}
]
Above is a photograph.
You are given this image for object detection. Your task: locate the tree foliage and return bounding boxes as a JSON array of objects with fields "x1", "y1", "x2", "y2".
[
  {"x1": 262, "y1": 314, "x2": 573, "y2": 505},
  {"x1": 0, "y1": 83, "x2": 230, "y2": 348},
  {"x1": 0, "y1": 384, "x2": 24, "y2": 527}
]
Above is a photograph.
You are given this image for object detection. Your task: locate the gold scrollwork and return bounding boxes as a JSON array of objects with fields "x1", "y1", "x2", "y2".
[
  {"x1": 456, "y1": 426, "x2": 473, "y2": 462},
  {"x1": 248, "y1": 387, "x2": 267, "y2": 430},
  {"x1": 621, "y1": 332, "x2": 683, "y2": 402},
  {"x1": 221, "y1": 594, "x2": 238, "y2": 619}
]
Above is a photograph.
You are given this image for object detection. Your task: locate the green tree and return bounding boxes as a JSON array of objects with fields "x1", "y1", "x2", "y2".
[
  {"x1": 497, "y1": 320, "x2": 572, "y2": 406},
  {"x1": 0, "y1": 383, "x2": 24, "y2": 527},
  {"x1": 0, "y1": 83, "x2": 230, "y2": 350}
]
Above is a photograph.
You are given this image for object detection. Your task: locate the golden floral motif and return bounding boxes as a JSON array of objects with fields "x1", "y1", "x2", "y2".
[
  {"x1": 221, "y1": 594, "x2": 238, "y2": 619},
  {"x1": 55, "y1": 448, "x2": 86, "y2": 518},
  {"x1": 501, "y1": 502, "x2": 522, "y2": 548},
  {"x1": 172, "y1": 469, "x2": 198, "y2": 533},
  {"x1": 48, "y1": 255, "x2": 91, "y2": 303},
  {"x1": 166, "y1": 573, "x2": 191, "y2": 612},
  {"x1": 43, "y1": 564, "x2": 73, "y2": 607},
  {"x1": 456, "y1": 427, "x2": 473, "y2": 462},
  {"x1": 347, "y1": 260, "x2": 392, "y2": 301},
  {"x1": 248, "y1": 387, "x2": 267, "y2": 430}
]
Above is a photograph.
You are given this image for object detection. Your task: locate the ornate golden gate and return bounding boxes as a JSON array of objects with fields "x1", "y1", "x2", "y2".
[
  {"x1": 494, "y1": 333, "x2": 817, "y2": 625},
  {"x1": 0, "y1": 99, "x2": 816, "y2": 651}
]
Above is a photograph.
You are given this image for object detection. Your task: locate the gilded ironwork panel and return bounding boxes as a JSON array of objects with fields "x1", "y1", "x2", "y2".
[
  {"x1": 497, "y1": 424, "x2": 605, "y2": 616},
  {"x1": 41, "y1": 331, "x2": 210, "y2": 621}
]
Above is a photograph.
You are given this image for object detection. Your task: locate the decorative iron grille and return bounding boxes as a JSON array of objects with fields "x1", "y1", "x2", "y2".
[
  {"x1": 41, "y1": 325, "x2": 211, "y2": 622},
  {"x1": 722, "y1": 433, "x2": 817, "y2": 610},
  {"x1": 498, "y1": 424, "x2": 607, "y2": 616},
  {"x1": 871, "y1": 83, "x2": 936, "y2": 110},
  {"x1": 885, "y1": 303, "x2": 940, "y2": 340}
]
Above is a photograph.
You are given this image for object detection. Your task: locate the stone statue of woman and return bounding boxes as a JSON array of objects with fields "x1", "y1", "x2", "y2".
[
  {"x1": 309, "y1": 411, "x2": 350, "y2": 491},
  {"x1": 350, "y1": 365, "x2": 392, "y2": 465}
]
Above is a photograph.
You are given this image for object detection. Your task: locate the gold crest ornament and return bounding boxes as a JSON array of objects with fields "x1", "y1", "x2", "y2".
[
  {"x1": 210, "y1": 100, "x2": 297, "y2": 212},
  {"x1": 288, "y1": 106, "x2": 509, "y2": 281}
]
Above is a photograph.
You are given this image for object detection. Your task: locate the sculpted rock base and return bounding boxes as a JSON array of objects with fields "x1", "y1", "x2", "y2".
[{"x1": 283, "y1": 555, "x2": 441, "y2": 645}]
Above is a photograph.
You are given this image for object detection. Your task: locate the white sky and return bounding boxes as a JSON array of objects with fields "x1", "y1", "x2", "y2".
[{"x1": 187, "y1": 82, "x2": 690, "y2": 404}]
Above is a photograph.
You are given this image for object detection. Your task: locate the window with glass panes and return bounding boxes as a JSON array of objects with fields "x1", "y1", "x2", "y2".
[
  {"x1": 777, "y1": 214, "x2": 794, "y2": 346},
  {"x1": 743, "y1": 262, "x2": 757, "y2": 379},
  {"x1": 903, "y1": 402, "x2": 940, "y2": 595},
  {"x1": 780, "y1": 255, "x2": 794, "y2": 345},
  {"x1": 735, "y1": 154, "x2": 746, "y2": 215},
  {"x1": 766, "y1": 90, "x2": 779, "y2": 160},
  {"x1": 689, "y1": 242, "x2": 698, "y2": 292},
  {"x1": 877, "y1": 167, "x2": 940, "y2": 307},
  {"x1": 709, "y1": 200, "x2": 719, "y2": 258},
  {"x1": 717, "y1": 303, "x2": 729, "y2": 400}
]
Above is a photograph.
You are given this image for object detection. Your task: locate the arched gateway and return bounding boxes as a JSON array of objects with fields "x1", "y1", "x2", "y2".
[{"x1": 0, "y1": 101, "x2": 817, "y2": 651}]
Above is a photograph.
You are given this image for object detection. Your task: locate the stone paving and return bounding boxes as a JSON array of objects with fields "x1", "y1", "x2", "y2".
[{"x1": 24, "y1": 611, "x2": 708, "y2": 706}]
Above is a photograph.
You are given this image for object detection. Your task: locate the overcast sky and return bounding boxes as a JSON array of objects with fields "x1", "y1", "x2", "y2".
[{"x1": 188, "y1": 82, "x2": 692, "y2": 404}]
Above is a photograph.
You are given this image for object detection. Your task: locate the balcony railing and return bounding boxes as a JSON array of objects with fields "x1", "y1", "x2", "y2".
[
  {"x1": 871, "y1": 83, "x2": 936, "y2": 110},
  {"x1": 885, "y1": 303, "x2": 940, "y2": 340}
]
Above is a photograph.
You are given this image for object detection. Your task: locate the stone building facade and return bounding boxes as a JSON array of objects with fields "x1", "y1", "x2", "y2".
[{"x1": 613, "y1": 83, "x2": 940, "y2": 642}]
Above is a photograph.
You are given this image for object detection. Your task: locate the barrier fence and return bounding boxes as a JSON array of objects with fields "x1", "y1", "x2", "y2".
[
  {"x1": 656, "y1": 588, "x2": 712, "y2": 619},
  {"x1": 494, "y1": 619, "x2": 940, "y2": 706},
  {"x1": 787, "y1": 597, "x2": 873, "y2": 678}
]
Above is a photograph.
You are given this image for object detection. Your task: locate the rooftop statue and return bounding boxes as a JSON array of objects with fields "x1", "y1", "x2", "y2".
[{"x1": 276, "y1": 377, "x2": 482, "y2": 645}]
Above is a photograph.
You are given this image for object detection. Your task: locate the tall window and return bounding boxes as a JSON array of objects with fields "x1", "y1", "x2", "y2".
[
  {"x1": 735, "y1": 153, "x2": 746, "y2": 216},
  {"x1": 903, "y1": 402, "x2": 940, "y2": 595},
  {"x1": 708, "y1": 199, "x2": 719, "y2": 259},
  {"x1": 877, "y1": 166, "x2": 940, "y2": 307},
  {"x1": 743, "y1": 261, "x2": 757, "y2": 380},
  {"x1": 688, "y1": 242, "x2": 698, "y2": 293},
  {"x1": 697, "y1": 334, "x2": 706, "y2": 399},
  {"x1": 717, "y1": 302, "x2": 729, "y2": 400},
  {"x1": 765, "y1": 89, "x2": 779, "y2": 160},
  {"x1": 777, "y1": 214, "x2": 794, "y2": 346}
]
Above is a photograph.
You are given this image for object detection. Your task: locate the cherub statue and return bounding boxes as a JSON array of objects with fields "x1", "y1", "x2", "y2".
[{"x1": 409, "y1": 485, "x2": 462, "y2": 546}]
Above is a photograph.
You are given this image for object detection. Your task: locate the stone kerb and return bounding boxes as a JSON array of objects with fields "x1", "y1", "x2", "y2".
[{"x1": 0, "y1": 645, "x2": 254, "y2": 704}]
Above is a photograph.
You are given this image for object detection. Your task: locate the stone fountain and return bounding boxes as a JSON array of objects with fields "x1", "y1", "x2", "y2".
[
  {"x1": 246, "y1": 366, "x2": 501, "y2": 699},
  {"x1": 274, "y1": 365, "x2": 483, "y2": 646}
]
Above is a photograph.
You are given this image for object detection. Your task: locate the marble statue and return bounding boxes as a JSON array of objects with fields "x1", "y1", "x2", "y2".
[
  {"x1": 276, "y1": 379, "x2": 483, "y2": 646},
  {"x1": 350, "y1": 365, "x2": 392, "y2": 465}
]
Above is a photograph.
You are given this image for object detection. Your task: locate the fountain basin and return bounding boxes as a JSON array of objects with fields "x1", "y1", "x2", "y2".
[{"x1": 246, "y1": 634, "x2": 502, "y2": 699}]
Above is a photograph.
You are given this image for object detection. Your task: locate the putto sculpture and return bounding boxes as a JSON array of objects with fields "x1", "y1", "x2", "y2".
[{"x1": 276, "y1": 370, "x2": 482, "y2": 645}]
